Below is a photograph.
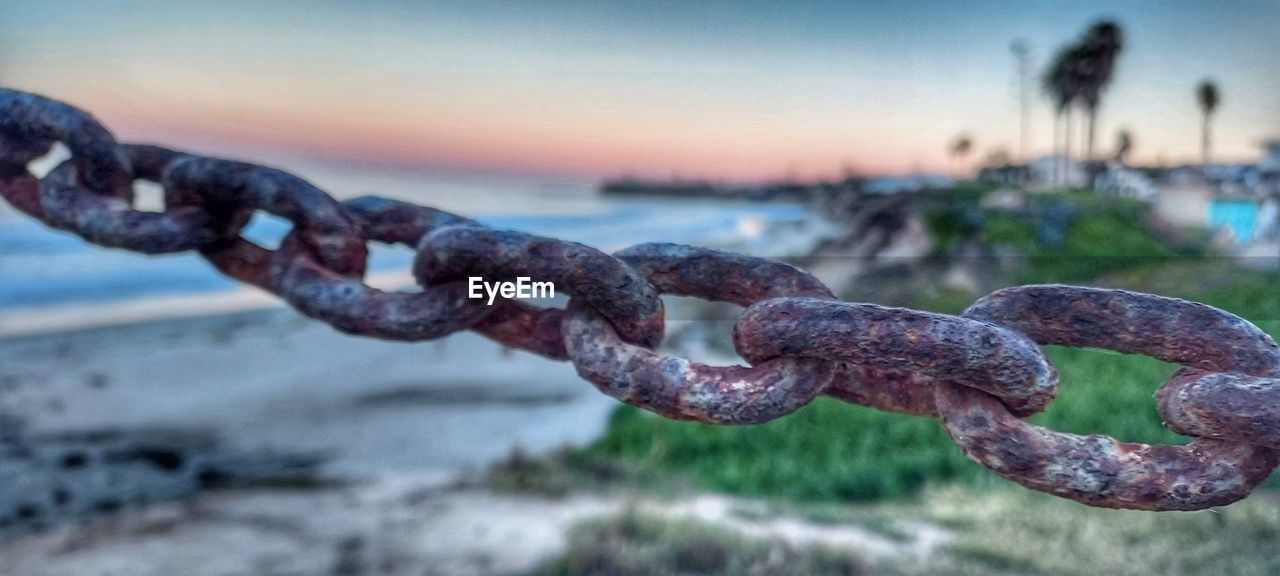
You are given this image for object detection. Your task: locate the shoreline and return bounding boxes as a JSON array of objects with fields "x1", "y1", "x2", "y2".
[{"x1": 0, "y1": 270, "x2": 415, "y2": 340}]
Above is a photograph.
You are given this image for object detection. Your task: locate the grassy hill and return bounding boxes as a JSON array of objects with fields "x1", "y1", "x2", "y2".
[{"x1": 573, "y1": 187, "x2": 1280, "y2": 502}]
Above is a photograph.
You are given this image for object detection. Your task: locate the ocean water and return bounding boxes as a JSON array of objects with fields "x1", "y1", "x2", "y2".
[{"x1": 0, "y1": 165, "x2": 819, "y2": 315}]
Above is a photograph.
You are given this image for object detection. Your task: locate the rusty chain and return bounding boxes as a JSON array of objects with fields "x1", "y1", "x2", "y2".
[{"x1": 3, "y1": 88, "x2": 1278, "y2": 511}]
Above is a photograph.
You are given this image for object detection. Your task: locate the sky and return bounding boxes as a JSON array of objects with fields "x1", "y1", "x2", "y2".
[{"x1": 1, "y1": 0, "x2": 1278, "y2": 182}]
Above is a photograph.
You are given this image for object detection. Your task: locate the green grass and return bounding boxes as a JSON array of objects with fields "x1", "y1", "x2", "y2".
[
  {"x1": 530, "y1": 488, "x2": 1280, "y2": 575},
  {"x1": 959, "y1": 190, "x2": 1187, "y2": 283},
  {"x1": 581, "y1": 275, "x2": 1278, "y2": 501},
  {"x1": 571, "y1": 188, "x2": 1280, "y2": 503},
  {"x1": 918, "y1": 486, "x2": 1280, "y2": 576},
  {"x1": 581, "y1": 340, "x2": 1187, "y2": 502}
]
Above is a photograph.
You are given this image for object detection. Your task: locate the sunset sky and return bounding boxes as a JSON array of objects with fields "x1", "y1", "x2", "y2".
[{"x1": 2, "y1": 0, "x2": 1278, "y2": 182}]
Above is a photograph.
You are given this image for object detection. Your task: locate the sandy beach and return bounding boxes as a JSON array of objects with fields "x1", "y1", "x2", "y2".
[
  {"x1": 0, "y1": 277, "x2": 938, "y2": 576},
  {"x1": 0, "y1": 298, "x2": 618, "y2": 573}
]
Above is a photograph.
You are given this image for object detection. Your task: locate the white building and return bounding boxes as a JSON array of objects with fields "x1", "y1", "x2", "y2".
[{"x1": 1094, "y1": 163, "x2": 1158, "y2": 201}]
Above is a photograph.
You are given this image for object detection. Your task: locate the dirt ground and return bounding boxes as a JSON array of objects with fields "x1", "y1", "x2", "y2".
[{"x1": 0, "y1": 473, "x2": 952, "y2": 576}]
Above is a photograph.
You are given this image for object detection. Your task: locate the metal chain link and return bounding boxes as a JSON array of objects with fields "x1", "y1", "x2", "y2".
[{"x1": 3, "y1": 88, "x2": 1278, "y2": 511}]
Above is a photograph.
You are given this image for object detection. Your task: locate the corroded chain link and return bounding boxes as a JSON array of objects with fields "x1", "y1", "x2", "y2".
[{"x1": 3, "y1": 88, "x2": 1278, "y2": 511}]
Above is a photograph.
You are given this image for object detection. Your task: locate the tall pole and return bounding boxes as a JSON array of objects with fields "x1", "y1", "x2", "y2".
[
  {"x1": 1011, "y1": 40, "x2": 1031, "y2": 164},
  {"x1": 1202, "y1": 111, "x2": 1211, "y2": 169}
]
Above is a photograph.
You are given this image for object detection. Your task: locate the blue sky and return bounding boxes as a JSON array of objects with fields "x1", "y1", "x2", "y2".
[{"x1": 2, "y1": 0, "x2": 1277, "y2": 180}]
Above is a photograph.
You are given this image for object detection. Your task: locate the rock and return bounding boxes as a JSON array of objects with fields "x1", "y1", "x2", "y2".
[{"x1": 0, "y1": 429, "x2": 325, "y2": 537}]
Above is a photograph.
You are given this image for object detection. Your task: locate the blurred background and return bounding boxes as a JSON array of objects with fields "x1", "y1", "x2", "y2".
[{"x1": 1, "y1": 1, "x2": 1279, "y2": 575}]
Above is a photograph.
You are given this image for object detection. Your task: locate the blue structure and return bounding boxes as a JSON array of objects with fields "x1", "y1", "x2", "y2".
[{"x1": 1208, "y1": 199, "x2": 1259, "y2": 243}]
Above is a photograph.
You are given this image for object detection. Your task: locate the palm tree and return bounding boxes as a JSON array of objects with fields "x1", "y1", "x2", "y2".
[
  {"x1": 1043, "y1": 52, "x2": 1067, "y2": 185},
  {"x1": 949, "y1": 134, "x2": 973, "y2": 176},
  {"x1": 1197, "y1": 80, "x2": 1220, "y2": 169},
  {"x1": 1043, "y1": 46, "x2": 1086, "y2": 185},
  {"x1": 1078, "y1": 21, "x2": 1124, "y2": 163},
  {"x1": 1114, "y1": 129, "x2": 1133, "y2": 164}
]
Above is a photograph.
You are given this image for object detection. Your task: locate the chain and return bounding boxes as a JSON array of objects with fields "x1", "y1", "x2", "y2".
[{"x1": 3, "y1": 88, "x2": 1278, "y2": 511}]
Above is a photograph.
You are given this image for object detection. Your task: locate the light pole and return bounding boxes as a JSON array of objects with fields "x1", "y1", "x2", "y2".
[{"x1": 1011, "y1": 40, "x2": 1031, "y2": 164}]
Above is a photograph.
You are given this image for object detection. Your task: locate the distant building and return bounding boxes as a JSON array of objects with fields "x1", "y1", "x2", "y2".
[
  {"x1": 1153, "y1": 184, "x2": 1266, "y2": 243},
  {"x1": 1262, "y1": 139, "x2": 1280, "y2": 173},
  {"x1": 1209, "y1": 195, "x2": 1265, "y2": 243},
  {"x1": 1094, "y1": 163, "x2": 1158, "y2": 201},
  {"x1": 1153, "y1": 140, "x2": 1280, "y2": 245},
  {"x1": 976, "y1": 164, "x2": 1029, "y2": 187},
  {"x1": 1027, "y1": 155, "x2": 1086, "y2": 189},
  {"x1": 1154, "y1": 183, "x2": 1213, "y2": 228},
  {"x1": 1165, "y1": 162, "x2": 1276, "y2": 197},
  {"x1": 1260, "y1": 140, "x2": 1280, "y2": 201}
]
